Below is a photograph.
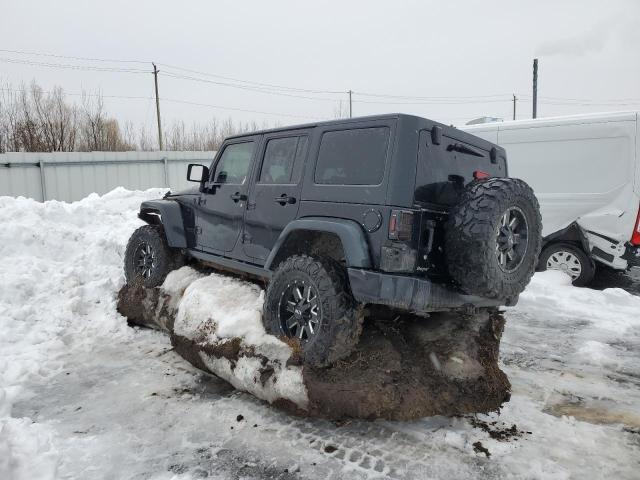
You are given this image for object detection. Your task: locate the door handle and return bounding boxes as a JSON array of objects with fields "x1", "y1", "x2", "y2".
[
  {"x1": 230, "y1": 192, "x2": 247, "y2": 202},
  {"x1": 274, "y1": 194, "x2": 296, "y2": 205}
]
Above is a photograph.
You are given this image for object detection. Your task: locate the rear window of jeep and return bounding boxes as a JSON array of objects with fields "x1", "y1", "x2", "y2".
[{"x1": 314, "y1": 127, "x2": 389, "y2": 185}]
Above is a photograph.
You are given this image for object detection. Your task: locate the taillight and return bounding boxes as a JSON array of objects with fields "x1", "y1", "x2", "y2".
[
  {"x1": 473, "y1": 170, "x2": 490, "y2": 179},
  {"x1": 389, "y1": 210, "x2": 413, "y2": 241},
  {"x1": 631, "y1": 204, "x2": 640, "y2": 246}
]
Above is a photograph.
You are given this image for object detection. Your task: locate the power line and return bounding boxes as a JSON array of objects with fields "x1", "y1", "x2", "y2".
[
  {"x1": 0, "y1": 48, "x2": 149, "y2": 65},
  {"x1": 518, "y1": 93, "x2": 640, "y2": 103},
  {"x1": 161, "y1": 72, "x2": 343, "y2": 102},
  {"x1": 0, "y1": 47, "x2": 529, "y2": 102},
  {"x1": 353, "y1": 91, "x2": 514, "y2": 100},
  {"x1": 516, "y1": 93, "x2": 640, "y2": 106},
  {"x1": 157, "y1": 62, "x2": 345, "y2": 95},
  {"x1": 0, "y1": 57, "x2": 150, "y2": 74},
  {"x1": 540, "y1": 101, "x2": 640, "y2": 107},
  {"x1": 0, "y1": 87, "x2": 321, "y2": 120},
  {"x1": 0, "y1": 87, "x2": 151, "y2": 100},
  {"x1": 351, "y1": 96, "x2": 513, "y2": 105},
  {"x1": 547, "y1": 101, "x2": 640, "y2": 106},
  {"x1": 4, "y1": 47, "x2": 640, "y2": 112},
  {"x1": 162, "y1": 98, "x2": 323, "y2": 120}
]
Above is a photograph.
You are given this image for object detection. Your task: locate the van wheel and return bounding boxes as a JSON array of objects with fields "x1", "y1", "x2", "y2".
[
  {"x1": 124, "y1": 225, "x2": 184, "y2": 288},
  {"x1": 263, "y1": 255, "x2": 364, "y2": 368},
  {"x1": 538, "y1": 243, "x2": 595, "y2": 286},
  {"x1": 445, "y1": 177, "x2": 543, "y2": 299}
]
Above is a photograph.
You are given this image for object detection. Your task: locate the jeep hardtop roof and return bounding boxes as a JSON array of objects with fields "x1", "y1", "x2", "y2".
[{"x1": 224, "y1": 113, "x2": 501, "y2": 153}]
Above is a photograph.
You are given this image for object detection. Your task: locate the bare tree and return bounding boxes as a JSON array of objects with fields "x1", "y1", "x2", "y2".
[
  {"x1": 0, "y1": 79, "x2": 280, "y2": 153},
  {"x1": 10, "y1": 83, "x2": 78, "y2": 151},
  {"x1": 138, "y1": 124, "x2": 154, "y2": 151},
  {"x1": 122, "y1": 120, "x2": 136, "y2": 149},
  {"x1": 78, "y1": 91, "x2": 133, "y2": 151},
  {"x1": 79, "y1": 91, "x2": 106, "y2": 151},
  {"x1": 333, "y1": 100, "x2": 348, "y2": 119}
]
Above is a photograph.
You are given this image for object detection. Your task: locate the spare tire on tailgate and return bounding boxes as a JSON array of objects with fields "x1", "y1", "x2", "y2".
[{"x1": 445, "y1": 177, "x2": 542, "y2": 299}]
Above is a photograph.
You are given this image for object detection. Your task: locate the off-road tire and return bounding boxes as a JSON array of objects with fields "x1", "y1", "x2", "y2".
[
  {"x1": 538, "y1": 242, "x2": 595, "y2": 286},
  {"x1": 263, "y1": 255, "x2": 364, "y2": 368},
  {"x1": 124, "y1": 224, "x2": 184, "y2": 288},
  {"x1": 445, "y1": 177, "x2": 542, "y2": 299}
]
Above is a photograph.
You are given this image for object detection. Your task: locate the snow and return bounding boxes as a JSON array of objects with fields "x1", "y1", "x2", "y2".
[
  {"x1": 167, "y1": 268, "x2": 308, "y2": 408},
  {"x1": 0, "y1": 188, "x2": 166, "y2": 479},
  {"x1": 1, "y1": 188, "x2": 639, "y2": 480}
]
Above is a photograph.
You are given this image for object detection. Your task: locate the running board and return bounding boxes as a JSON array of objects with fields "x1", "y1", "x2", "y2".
[{"x1": 187, "y1": 249, "x2": 272, "y2": 280}]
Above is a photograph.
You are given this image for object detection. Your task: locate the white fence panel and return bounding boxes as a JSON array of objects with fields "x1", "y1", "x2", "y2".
[{"x1": 0, "y1": 151, "x2": 215, "y2": 202}]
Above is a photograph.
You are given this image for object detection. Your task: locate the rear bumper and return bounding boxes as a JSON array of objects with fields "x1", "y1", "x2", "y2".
[
  {"x1": 347, "y1": 268, "x2": 515, "y2": 313},
  {"x1": 622, "y1": 242, "x2": 640, "y2": 269}
]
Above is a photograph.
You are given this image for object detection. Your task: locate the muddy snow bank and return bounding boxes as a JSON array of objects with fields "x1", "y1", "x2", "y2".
[
  {"x1": 120, "y1": 268, "x2": 309, "y2": 410},
  {"x1": 118, "y1": 267, "x2": 511, "y2": 420}
]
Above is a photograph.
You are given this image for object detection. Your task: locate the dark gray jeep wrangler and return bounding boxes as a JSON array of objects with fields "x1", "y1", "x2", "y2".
[{"x1": 124, "y1": 114, "x2": 542, "y2": 367}]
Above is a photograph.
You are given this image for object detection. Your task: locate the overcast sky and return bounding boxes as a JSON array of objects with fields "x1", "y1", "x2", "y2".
[{"x1": 1, "y1": 0, "x2": 639, "y2": 131}]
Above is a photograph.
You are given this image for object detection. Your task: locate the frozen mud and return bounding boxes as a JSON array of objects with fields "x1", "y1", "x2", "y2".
[{"x1": 117, "y1": 266, "x2": 511, "y2": 420}]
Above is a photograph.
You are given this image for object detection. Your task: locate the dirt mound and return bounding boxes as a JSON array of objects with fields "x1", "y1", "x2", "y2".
[
  {"x1": 117, "y1": 269, "x2": 510, "y2": 420},
  {"x1": 303, "y1": 310, "x2": 510, "y2": 420}
]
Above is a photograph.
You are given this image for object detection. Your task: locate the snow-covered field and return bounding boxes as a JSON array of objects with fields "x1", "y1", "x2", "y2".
[{"x1": 1, "y1": 189, "x2": 639, "y2": 480}]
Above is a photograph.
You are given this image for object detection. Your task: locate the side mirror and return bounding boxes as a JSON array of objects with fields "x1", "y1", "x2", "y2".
[{"x1": 187, "y1": 164, "x2": 209, "y2": 183}]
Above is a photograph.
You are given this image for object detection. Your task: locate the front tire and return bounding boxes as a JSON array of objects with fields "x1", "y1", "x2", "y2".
[
  {"x1": 538, "y1": 242, "x2": 595, "y2": 286},
  {"x1": 263, "y1": 255, "x2": 364, "y2": 368},
  {"x1": 124, "y1": 225, "x2": 184, "y2": 288}
]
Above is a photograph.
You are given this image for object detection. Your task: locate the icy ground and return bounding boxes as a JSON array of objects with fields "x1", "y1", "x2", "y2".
[{"x1": 1, "y1": 189, "x2": 639, "y2": 480}]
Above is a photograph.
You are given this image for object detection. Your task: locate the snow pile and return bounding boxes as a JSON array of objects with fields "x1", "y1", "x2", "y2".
[
  {"x1": 515, "y1": 269, "x2": 640, "y2": 334},
  {"x1": 0, "y1": 188, "x2": 166, "y2": 480},
  {"x1": 164, "y1": 268, "x2": 308, "y2": 409}
]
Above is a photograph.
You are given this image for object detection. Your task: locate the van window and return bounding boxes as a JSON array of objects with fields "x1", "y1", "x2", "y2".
[{"x1": 315, "y1": 127, "x2": 389, "y2": 185}]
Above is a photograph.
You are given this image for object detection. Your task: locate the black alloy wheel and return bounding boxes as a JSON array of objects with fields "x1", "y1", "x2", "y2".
[
  {"x1": 278, "y1": 281, "x2": 322, "y2": 341},
  {"x1": 262, "y1": 254, "x2": 364, "y2": 368},
  {"x1": 444, "y1": 177, "x2": 543, "y2": 299},
  {"x1": 496, "y1": 206, "x2": 529, "y2": 273},
  {"x1": 124, "y1": 225, "x2": 185, "y2": 288},
  {"x1": 134, "y1": 242, "x2": 156, "y2": 279}
]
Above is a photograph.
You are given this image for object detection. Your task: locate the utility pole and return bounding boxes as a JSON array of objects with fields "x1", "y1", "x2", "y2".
[
  {"x1": 152, "y1": 63, "x2": 164, "y2": 150},
  {"x1": 532, "y1": 58, "x2": 538, "y2": 119},
  {"x1": 348, "y1": 90, "x2": 353, "y2": 118},
  {"x1": 512, "y1": 94, "x2": 517, "y2": 120}
]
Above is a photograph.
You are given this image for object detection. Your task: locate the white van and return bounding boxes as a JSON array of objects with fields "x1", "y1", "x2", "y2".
[{"x1": 462, "y1": 111, "x2": 640, "y2": 285}]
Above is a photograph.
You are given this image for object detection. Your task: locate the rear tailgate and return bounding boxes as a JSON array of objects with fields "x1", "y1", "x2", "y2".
[{"x1": 415, "y1": 129, "x2": 507, "y2": 207}]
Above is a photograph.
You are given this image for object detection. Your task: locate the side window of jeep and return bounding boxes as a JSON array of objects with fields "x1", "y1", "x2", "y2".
[
  {"x1": 211, "y1": 141, "x2": 255, "y2": 185},
  {"x1": 314, "y1": 127, "x2": 389, "y2": 185},
  {"x1": 259, "y1": 136, "x2": 309, "y2": 184}
]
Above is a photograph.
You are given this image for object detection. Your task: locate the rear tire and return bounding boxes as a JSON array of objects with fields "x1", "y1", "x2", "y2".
[
  {"x1": 445, "y1": 178, "x2": 542, "y2": 299},
  {"x1": 538, "y1": 242, "x2": 595, "y2": 286},
  {"x1": 124, "y1": 225, "x2": 184, "y2": 288},
  {"x1": 263, "y1": 255, "x2": 364, "y2": 368}
]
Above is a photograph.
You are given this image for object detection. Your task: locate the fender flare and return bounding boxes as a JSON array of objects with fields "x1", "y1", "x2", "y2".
[
  {"x1": 264, "y1": 217, "x2": 372, "y2": 270},
  {"x1": 543, "y1": 221, "x2": 590, "y2": 253},
  {"x1": 138, "y1": 199, "x2": 187, "y2": 249}
]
